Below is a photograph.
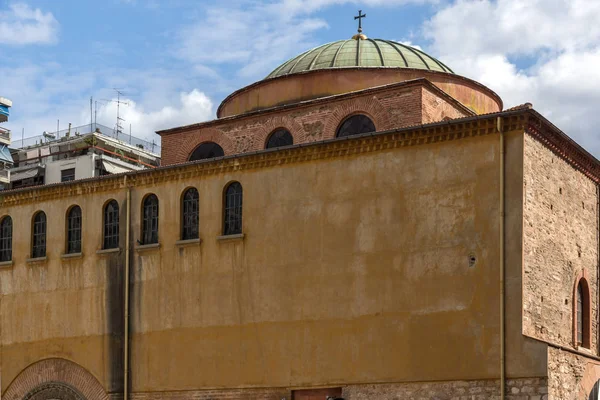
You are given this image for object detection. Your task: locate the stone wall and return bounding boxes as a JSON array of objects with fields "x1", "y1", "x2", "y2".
[
  {"x1": 523, "y1": 133, "x2": 599, "y2": 352},
  {"x1": 160, "y1": 81, "x2": 470, "y2": 165},
  {"x1": 547, "y1": 346, "x2": 600, "y2": 400}
]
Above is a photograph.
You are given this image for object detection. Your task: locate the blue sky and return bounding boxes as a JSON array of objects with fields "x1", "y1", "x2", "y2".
[{"x1": 2, "y1": 0, "x2": 600, "y2": 155}]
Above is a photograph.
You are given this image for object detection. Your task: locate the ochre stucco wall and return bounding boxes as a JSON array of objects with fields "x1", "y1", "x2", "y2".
[
  {"x1": 1, "y1": 124, "x2": 547, "y2": 396},
  {"x1": 217, "y1": 69, "x2": 502, "y2": 118}
]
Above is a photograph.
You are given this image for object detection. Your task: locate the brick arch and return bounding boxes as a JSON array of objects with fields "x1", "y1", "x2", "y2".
[
  {"x1": 179, "y1": 128, "x2": 235, "y2": 162},
  {"x1": 578, "y1": 361, "x2": 600, "y2": 399},
  {"x1": 254, "y1": 114, "x2": 305, "y2": 150},
  {"x1": 323, "y1": 96, "x2": 393, "y2": 140},
  {"x1": 3, "y1": 358, "x2": 109, "y2": 400},
  {"x1": 573, "y1": 269, "x2": 592, "y2": 349}
]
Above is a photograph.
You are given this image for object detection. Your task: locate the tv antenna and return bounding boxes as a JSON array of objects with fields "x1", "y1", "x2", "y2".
[{"x1": 101, "y1": 88, "x2": 129, "y2": 139}]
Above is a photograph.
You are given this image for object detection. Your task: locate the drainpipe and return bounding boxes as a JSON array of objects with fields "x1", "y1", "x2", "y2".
[
  {"x1": 124, "y1": 176, "x2": 131, "y2": 400},
  {"x1": 498, "y1": 116, "x2": 506, "y2": 399}
]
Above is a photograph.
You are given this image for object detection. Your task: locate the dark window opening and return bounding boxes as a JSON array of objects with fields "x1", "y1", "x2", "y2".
[
  {"x1": 223, "y1": 182, "x2": 242, "y2": 235},
  {"x1": 336, "y1": 114, "x2": 376, "y2": 138},
  {"x1": 266, "y1": 129, "x2": 293, "y2": 148},
  {"x1": 0, "y1": 216, "x2": 12, "y2": 262},
  {"x1": 189, "y1": 142, "x2": 224, "y2": 161},
  {"x1": 578, "y1": 281, "x2": 584, "y2": 346},
  {"x1": 67, "y1": 206, "x2": 82, "y2": 254},
  {"x1": 32, "y1": 211, "x2": 47, "y2": 258},
  {"x1": 182, "y1": 188, "x2": 199, "y2": 240},
  {"x1": 103, "y1": 200, "x2": 120, "y2": 249},
  {"x1": 61, "y1": 168, "x2": 76, "y2": 182},
  {"x1": 142, "y1": 194, "x2": 159, "y2": 244}
]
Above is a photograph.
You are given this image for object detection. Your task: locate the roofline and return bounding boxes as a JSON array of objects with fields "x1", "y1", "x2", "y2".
[
  {"x1": 3, "y1": 106, "x2": 577, "y2": 200},
  {"x1": 216, "y1": 66, "x2": 502, "y2": 118},
  {"x1": 158, "y1": 77, "x2": 476, "y2": 136}
]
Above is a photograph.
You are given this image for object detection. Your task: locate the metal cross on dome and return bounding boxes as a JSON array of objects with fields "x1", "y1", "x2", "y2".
[{"x1": 354, "y1": 10, "x2": 366, "y2": 33}]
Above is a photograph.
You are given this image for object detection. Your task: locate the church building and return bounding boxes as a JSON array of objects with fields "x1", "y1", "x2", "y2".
[{"x1": 1, "y1": 21, "x2": 599, "y2": 400}]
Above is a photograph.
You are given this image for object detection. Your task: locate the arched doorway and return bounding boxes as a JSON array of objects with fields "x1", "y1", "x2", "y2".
[
  {"x1": 23, "y1": 382, "x2": 86, "y2": 400},
  {"x1": 590, "y1": 380, "x2": 600, "y2": 400},
  {"x1": 3, "y1": 359, "x2": 108, "y2": 400}
]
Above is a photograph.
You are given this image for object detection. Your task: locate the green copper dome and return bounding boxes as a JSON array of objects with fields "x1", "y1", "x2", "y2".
[{"x1": 266, "y1": 38, "x2": 454, "y2": 79}]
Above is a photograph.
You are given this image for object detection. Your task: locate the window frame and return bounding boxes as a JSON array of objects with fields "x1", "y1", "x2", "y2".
[
  {"x1": 188, "y1": 142, "x2": 225, "y2": 162},
  {"x1": 573, "y1": 274, "x2": 591, "y2": 349},
  {"x1": 61, "y1": 168, "x2": 76, "y2": 182},
  {"x1": 181, "y1": 187, "x2": 199, "y2": 240},
  {"x1": 141, "y1": 194, "x2": 159, "y2": 245},
  {"x1": 223, "y1": 182, "x2": 243, "y2": 236},
  {"x1": 335, "y1": 113, "x2": 376, "y2": 138},
  {"x1": 31, "y1": 211, "x2": 47, "y2": 259},
  {"x1": 265, "y1": 128, "x2": 293, "y2": 149},
  {"x1": 0, "y1": 216, "x2": 12, "y2": 262},
  {"x1": 103, "y1": 200, "x2": 120, "y2": 250},
  {"x1": 66, "y1": 205, "x2": 82, "y2": 254}
]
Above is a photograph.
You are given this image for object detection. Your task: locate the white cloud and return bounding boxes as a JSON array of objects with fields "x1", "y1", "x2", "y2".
[
  {"x1": 94, "y1": 89, "x2": 214, "y2": 140},
  {"x1": 422, "y1": 0, "x2": 600, "y2": 155},
  {"x1": 0, "y1": 3, "x2": 59, "y2": 45}
]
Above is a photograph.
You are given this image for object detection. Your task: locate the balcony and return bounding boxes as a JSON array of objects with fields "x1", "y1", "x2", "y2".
[{"x1": 0, "y1": 127, "x2": 10, "y2": 145}]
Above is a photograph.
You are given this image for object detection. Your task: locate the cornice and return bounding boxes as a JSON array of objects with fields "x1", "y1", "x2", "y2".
[
  {"x1": 0, "y1": 114, "x2": 523, "y2": 207},
  {"x1": 525, "y1": 111, "x2": 600, "y2": 184}
]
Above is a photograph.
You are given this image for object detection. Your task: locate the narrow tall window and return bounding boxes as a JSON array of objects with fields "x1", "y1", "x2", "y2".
[
  {"x1": 189, "y1": 142, "x2": 224, "y2": 161},
  {"x1": 66, "y1": 206, "x2": 82, "y2": 254},
  {"x1": 266, "y1": 129, "x2": 293, "y2": 148},
  {"x1": 142, "y1": 194, "x2": 159, "y2": 244},
  {"x1": 223, "y1": 182, "x2": 243, "y2": 235},
  {"x1": 578, "y1": 282, "x2": 584, "y2": 346},
  {"x1": 575, "y1": 278, "x2": 590, "y2": 348},
  {"x1": 104, "y1": 200, "x2": 120, "y2": 249},
  {"x1": 336, "y1": 114, "x2": 376, "y2": 138},
  {"x1": 182, "y1": 188, "x2": 199, "y2": 240},
  {"x1": 32, "y1": 211, "x2": 47, "y2": 258},
  {"x1": 0, "y1": 216, "x2": 12, "y2": 262}
]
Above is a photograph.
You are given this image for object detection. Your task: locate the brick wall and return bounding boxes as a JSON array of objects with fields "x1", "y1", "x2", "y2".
[
  {"x1": 523, "y1": 133, "x2": 599, "y2": 352},
  {"x1": 160, "y1": 83, "x2": 470, "y2": 165},
  {"x1": 547, "y1": 346, "x2": 600, "y2": 400}
]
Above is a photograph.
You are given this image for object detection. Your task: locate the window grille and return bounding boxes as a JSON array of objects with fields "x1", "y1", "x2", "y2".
[
  {"x1": 266, "y1": 129, "x2": 293, "y2": 148},
  {"x1": 182, "y1": 188, "x2": 199, "y2": 240},
  {"x1": 66, "y1": 206, "x2": 82, "y2": 254},
  {"x1": 61, "y1": 168, "x2": 76, "y2": 182},
  {"x1": 104, "y1": 200, "x2": 120, "y2": 249},
  {"x1": 32, "y1": 211, "x2": 47, "y2": 258},
  {"x1": 223, "y1": 182, "x2": 243, "y2": 235},
  {"x1": 336, "y1": 114, "x2": 376, "y2": 138},
  {"x1": 189, "y1": 142, "x2": 224, "y2": 161},
  {"x1": 142, "y1": 194, "x2": 159, "y2": 244},
  {"x1": 0, "y1": 216, "x2": 12, "y2": 262}
]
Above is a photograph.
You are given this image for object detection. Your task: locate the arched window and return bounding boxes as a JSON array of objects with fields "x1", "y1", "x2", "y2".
[
  {"x1": 181, "y1": 188, "x2": 199, "y2": 240},
  {"x1": 66, "y1": 206, "x2": 82, "y2": 254},
  {"x1": 223, "y1": 182, "x2": 243, "y2": 235},
  {"x1": 266, "y1": 128, "x2": 293, "y2": 149},
  {"x1": 142, "y1": 194, "x2": 159, "y2": 244},
  {"x1": 0, "y1": 216, "x2": 12, "y2": 262},
  {"x1": 32, "y1": 211, "x2": 47, "y2": 258},
  {"x1": 189, "y1": 142, "x2": 224, "y2": 161},
  {"x1": 336, "y1": 114, "x2": 376, "y2": 138},
  {"x1": 575, "y1": 277, "x2": 591, "y2": 348},
  {"x1": 103, "y1": 200, "x2": 119, "y2": 249}
]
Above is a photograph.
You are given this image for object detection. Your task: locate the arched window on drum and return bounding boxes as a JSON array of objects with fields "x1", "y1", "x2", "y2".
[
  {"x1": 336, "y1": 114, "x2": 375, "y2": 138},
  {"x1": 189, "y1": 142, "x2": 224, "y2": 161}
]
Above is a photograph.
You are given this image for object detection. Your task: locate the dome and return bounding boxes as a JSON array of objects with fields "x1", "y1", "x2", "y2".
[{"x1": 265, "y1": 38, "x2": 454, "y2": 80}]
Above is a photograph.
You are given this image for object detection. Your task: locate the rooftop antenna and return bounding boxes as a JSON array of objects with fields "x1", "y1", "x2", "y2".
[{"x1": 101, "y1": 89, "x2": 129, "y2": 140}]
